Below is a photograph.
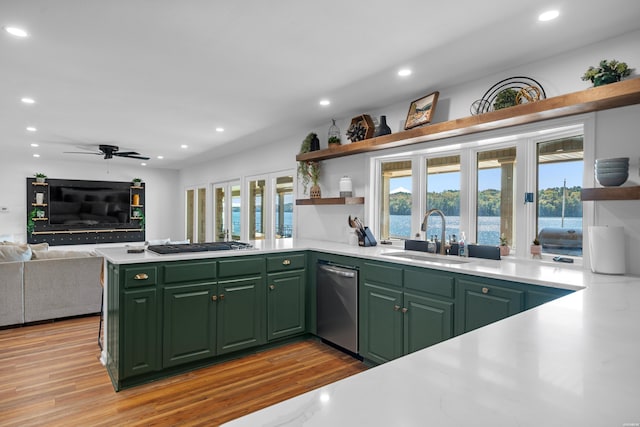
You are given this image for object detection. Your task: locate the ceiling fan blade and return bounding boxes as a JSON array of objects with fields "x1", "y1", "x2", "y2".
[
  {"x1": 113, "y1": 151, "x2": 139, "y2": 156},
  {"x1": 114, "y1": 153, "x2": 151, "y2": 160},
  {"x1": 63, "y1": 151, "x2": 102, "y2": 155}
]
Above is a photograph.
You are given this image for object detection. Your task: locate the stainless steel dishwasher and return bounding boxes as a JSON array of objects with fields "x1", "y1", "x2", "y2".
[{"x1": 316, "y1": 261, "x2": 358, "y2": 354}]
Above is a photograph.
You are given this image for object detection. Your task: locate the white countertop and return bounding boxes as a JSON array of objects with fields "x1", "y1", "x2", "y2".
[{"x1": 98, "y1": 240, "x2": 640, "y2": 426}]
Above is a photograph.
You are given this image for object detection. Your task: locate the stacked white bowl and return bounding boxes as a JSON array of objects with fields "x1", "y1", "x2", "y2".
[{"x1": 595, "y1": 157, "x2": 629, "y2": 186}]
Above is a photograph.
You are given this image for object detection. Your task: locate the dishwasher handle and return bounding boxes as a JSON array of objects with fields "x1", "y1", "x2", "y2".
[{"x1": 317, "y1": 263, "x2": 357, "y2": 278}]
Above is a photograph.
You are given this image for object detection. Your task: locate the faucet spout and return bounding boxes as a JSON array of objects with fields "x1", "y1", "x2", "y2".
[{"x1": 421, "y1": 208, "x2": 447, "y2": 255}]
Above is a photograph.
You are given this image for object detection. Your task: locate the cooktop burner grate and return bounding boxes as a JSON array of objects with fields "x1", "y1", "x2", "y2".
[{"x1": 147, "y1": 241, "x2": 253, "y2": 254}]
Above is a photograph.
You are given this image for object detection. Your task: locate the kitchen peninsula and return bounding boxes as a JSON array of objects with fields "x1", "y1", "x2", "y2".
[{"x1": 98, "y1": 240, "x2": 640, "y2": 425}]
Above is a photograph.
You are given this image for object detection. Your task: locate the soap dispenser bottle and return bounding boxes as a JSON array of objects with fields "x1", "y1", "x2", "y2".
[{"x1": 459, "y1": 232, "x2": 467, "y2": 257}]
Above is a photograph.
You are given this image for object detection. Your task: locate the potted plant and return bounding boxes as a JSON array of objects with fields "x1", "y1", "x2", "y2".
[
  {"x1": 531, "y1": 237, "x2": 542, "y2": 258},
  {"x1": 499, "y1": 234, "x2": 510, "y2": 256},
  {"x1": 27, "y1": 208, "x2": 45, "y2": 234},
  {"x1": 132, "y1": 177, "x2": 143, "y2": 186},
  {"x1": 581, "y1": 59, "x2": 632, "y2": 87},
  {"x1": 493, "y1": 88, "x2": 519, "y2": 110},
  {"x1": 34, "y1": 173, "x2": 47, "y2": 183},
  {"x1": 328, "y1": 136, "x2": 341, "y2": 148},
  {"x1": 132, "y1": 208, "x2": 145, "y2": 229},
  {"x1": 298, "y1": 133, "x2": 322, "y2": 197}
]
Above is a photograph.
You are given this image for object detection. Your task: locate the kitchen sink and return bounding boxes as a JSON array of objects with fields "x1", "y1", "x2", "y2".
[{"x1": 380, "y1": 251, "x2": 472, "y2": 265}]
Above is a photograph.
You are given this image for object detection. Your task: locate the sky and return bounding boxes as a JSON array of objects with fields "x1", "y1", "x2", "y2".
[{"x1": 390, "y1": 161, "x2": 584, "y2": 193}]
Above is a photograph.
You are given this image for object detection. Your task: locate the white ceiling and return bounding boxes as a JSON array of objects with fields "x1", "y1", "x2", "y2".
[{"x1": 3, "y1": 0, "x2": 640, "y2": 169}]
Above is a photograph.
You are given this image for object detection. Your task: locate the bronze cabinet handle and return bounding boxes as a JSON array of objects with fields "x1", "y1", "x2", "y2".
[
  {"x1": 269, "y1": 284, "x2": 275, "y2": 290},
  {"x1": 393, "y1": 305, "x2": 400, "y2": 311},
  {"x1": 482, "y1": 287, "x2": 489, "y2": 294},
  {"x1": 219, "y1": 294, "x2": 225, "y2": 300},
  {"x1": 134, "y1": 273, "x2": 149, "y2": 280},
  {"x1": 282, "y1": 259, "x2": 291, "y2": 266},
  {"x1": 211, "y1": 295, "x2": 218, "y2": 301},
  {"x1": 401, "y1": 307, "x2": 408, "y2": 313}
]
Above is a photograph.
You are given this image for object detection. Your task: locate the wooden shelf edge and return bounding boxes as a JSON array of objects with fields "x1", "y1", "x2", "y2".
[
  {"x1": 581, "y1": 186, "x2": 640, "y2": 201},
  {"x1": 296, "y1": 197, "x2": 365, "y2": 205},
  {"x1": 297, "y1": 78, "x2": 640, "y2": 162}
]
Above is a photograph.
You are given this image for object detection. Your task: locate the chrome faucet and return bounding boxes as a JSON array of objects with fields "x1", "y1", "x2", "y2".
[{"x1": 421, "y1": 208, "x2": 447, "y2": 255}]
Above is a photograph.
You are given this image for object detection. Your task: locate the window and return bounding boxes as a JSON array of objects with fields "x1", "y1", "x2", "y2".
[
  {"x1": 248, "y1": 178, "x2": 266, "y2": 240},
  {"x1": 185, "y1": 186, "x2": 207, "y2": 243},
  {"x1": 274, "y1": 175, "x2": 294, "y2": 238},
  {"x1": 476, "y1": 147, "x2": 516, "y2": 247},
  {"x1": 371, "y1": 120, "x2": 589, "y2": 259},
  {"x1": 379, "y1": 160, "x2": 412, "y2": 240},
  {"x1": 536, "y1": 136, "x2": 583, "y2": 256},
  {"x1": 426, "y1": 155, "x2": 461, "y2": 241},
  {"x1": 213, "y1": 181, "x2": 241, "y2": 241}
]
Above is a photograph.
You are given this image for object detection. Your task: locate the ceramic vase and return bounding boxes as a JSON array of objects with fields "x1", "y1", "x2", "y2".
[
  {"x1": 374, "y1": 115, "x2": 391, "y2": 137},
  {"x1": 310, "y1": 185, "x2": 321, "y2": 198}
]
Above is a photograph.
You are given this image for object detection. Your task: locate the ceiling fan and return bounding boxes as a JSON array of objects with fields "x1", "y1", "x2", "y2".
[{"x1": 65, "y1": 144, "x2": 150, "y2": 160}]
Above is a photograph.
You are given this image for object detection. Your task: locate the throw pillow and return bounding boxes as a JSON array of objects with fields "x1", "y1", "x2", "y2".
[
  {"x1": 31, "y1": 250, "x2": 94, "y2": 260},
  {"x1": 0, "y1": 245, "x2": 32, "y2": 262}
]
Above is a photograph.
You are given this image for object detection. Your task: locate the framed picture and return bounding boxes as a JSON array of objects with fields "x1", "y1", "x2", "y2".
[{"x1": 404, "y1": 91, "x2": 439, "y2": 130}]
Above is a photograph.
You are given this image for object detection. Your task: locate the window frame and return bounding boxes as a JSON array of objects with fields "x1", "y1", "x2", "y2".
[{"x1": 369, "y1": 115, "x2": 595, "y2": 261}]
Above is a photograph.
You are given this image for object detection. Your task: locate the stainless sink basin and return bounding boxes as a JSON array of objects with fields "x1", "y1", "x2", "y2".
[{"x1": 380, "y1": 251, "x2": 471, "y2": 265}]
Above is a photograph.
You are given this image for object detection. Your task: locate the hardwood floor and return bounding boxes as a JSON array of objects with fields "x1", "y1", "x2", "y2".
[{"x1": 0, "y1": 316, "x2": 367, "y2": 426}]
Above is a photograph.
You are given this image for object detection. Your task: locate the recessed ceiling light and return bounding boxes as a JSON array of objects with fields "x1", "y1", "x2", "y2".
[
  {"x1": 140, "y1": 162, "x2": 147, "y2": 166},
  {"x1": 215, "y1": 127, "x2": 224, "y2": 132},
  {"x1": 4, "y1": 26, "x2": 28, "y2": 38},
  {"x1": 181, "y1": 144, "x2": 188, "y2": 149},
  {"x1": 33, "y1": 153, "x2": 40, "y2": 158},
  {"x1": 538, "y1": 10, "x2": 559, "y2": 21},
  {"x1": 157, "y1": 155, "x2": 164, "y2": 159},
  {"x1": 319, "y1": 99, "x2": 330, "y2": 106},
  {"x1": 21, "y1": 97, "x2": 36, "y2": 104},
  {"x1": 26, "y1": 126, "x2": 37, "y2": 132},
  {"x1": 398, "y1": 69, "x2": 412, "y2": 77},
  {"x1": 30, "y1": 143, "x2": 39, "y2": 147}
]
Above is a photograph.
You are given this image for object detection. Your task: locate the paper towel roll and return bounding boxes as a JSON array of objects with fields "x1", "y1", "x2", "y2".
[{"x1": 588, "y1": 226, "x2": 626, "y2": 274}]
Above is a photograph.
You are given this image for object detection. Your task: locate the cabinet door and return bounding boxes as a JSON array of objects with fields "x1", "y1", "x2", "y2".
[
  {"x1": 403, "y1": 291, "x2": 454, "y2": 355},
  {"x1": 360, "y1": 282, "x2": 403, "y2": 364},
  {"x1": 163, "y1": 282, "x2": 217, "y2": 368},
  {"x1": 122, "y1": 288, "x2": 159, "y2": 378},
  {"x1": 526, "y1": 286, "x2": 573, "y2": 310},
  {"x1": 457, "y1": 278, "x2": 524, "y2": 334},
  {"x1": 267, "y1": 270, "x2": 306, "y2": 341},
  {"x1": 217, "y1": 276, "x2": 265, "y2": 355}
]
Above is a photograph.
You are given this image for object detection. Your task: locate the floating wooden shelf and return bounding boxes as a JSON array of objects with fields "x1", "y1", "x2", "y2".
[
  {"x1": 31, "y1": 203, "x2": 48, "y2": 207},
  {"x1": 581, "y1": 186, "x2": 640, "y2": 201},
  {"x1": 296, "y1": 78, "x2": 640, "y2": 162},
  {"x1": 33, "y1": 217, "x2": 48, "y2": 221},
  {"x1": 32, "y1": 182, "x2": 48, "y2": 186},
  {"x1": 296, "y1": 197, "x2": 365, "y2": 205}
]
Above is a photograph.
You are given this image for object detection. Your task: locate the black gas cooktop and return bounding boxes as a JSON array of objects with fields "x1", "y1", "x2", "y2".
[{"x1": 147, "y1": 241, "x2": 253, "y2": 254}]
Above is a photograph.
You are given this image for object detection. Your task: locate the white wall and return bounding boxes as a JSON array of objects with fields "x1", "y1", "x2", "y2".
[
  {"x1": 0, "y1": 157, "x2": 181, "y2": 245},
  {"x1": 179, "y1": 29, "x2": 640, "y2": 272}
]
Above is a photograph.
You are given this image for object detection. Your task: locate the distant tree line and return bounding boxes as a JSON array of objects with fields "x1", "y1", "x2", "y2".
[{"x1": 389, "y1": 186, "x2": 582, "y2": 217}]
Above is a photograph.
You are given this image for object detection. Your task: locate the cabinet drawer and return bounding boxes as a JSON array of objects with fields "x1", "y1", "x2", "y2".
[
  {"x1": 218, "y1": 257, "x2": 264, "y2": 278},
  {"x1": 362, "y1": 262, "x2": 402, "y2": 287},
  {"x1": 404, "y1": 268, "x2": 455, "y2": 299},
  {"x1": 266, "y1": 253, "x2": 306, "y2": 272},
  {"x1": 163, "y1": 260, "x2": 217, "y2": 284},
  {"x1": 123, "y1": 265, "x2": 158, "y2": 288}
]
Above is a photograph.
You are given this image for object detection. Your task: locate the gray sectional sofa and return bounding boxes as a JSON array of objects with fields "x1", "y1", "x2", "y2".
[{"x1": 0, "y1": 244, "x2": 103, "y2": 327}]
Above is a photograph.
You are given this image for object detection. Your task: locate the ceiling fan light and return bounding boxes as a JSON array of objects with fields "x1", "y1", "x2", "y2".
[{"x1": 538, "y1": 10, "x2": 559, "y2": 21}]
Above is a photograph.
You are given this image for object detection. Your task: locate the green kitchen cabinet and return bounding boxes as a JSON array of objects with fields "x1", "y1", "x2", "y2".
[
  {"x1": 403, "y1": 291, "x2": 454, "y2": 355},
  {"x1": 162, "y1": 282, "x2": 217, "y2": 368},
  {"x1": 216, "y1": 275, "x2": 265, "y2": 355},
  {"x1": 267, "y1": 270, "x2": 306, "y2": 341},
  {"x1": 526, "y1": 285, "x2": 573, "y2": 309},
  {"x1": 360, "y1": 281, "x2": 403, "y2": 364},
  {"x1": 266, "y1": 253, "x2": 307, "y2": 341},
  {"x1": 360, "y1": 262, "x2": 456, "y2": 365},
  {"x1": 122, "y1": 288, "x2": 159, "y2": 378},
  {"x1": 456, "y1": 277, "x2": 524, "y2": 334}
]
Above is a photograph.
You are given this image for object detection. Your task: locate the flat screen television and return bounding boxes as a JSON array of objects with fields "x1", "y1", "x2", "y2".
[{"x1": 48, "y1": 179, "x2": 132, "y2": 225}]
